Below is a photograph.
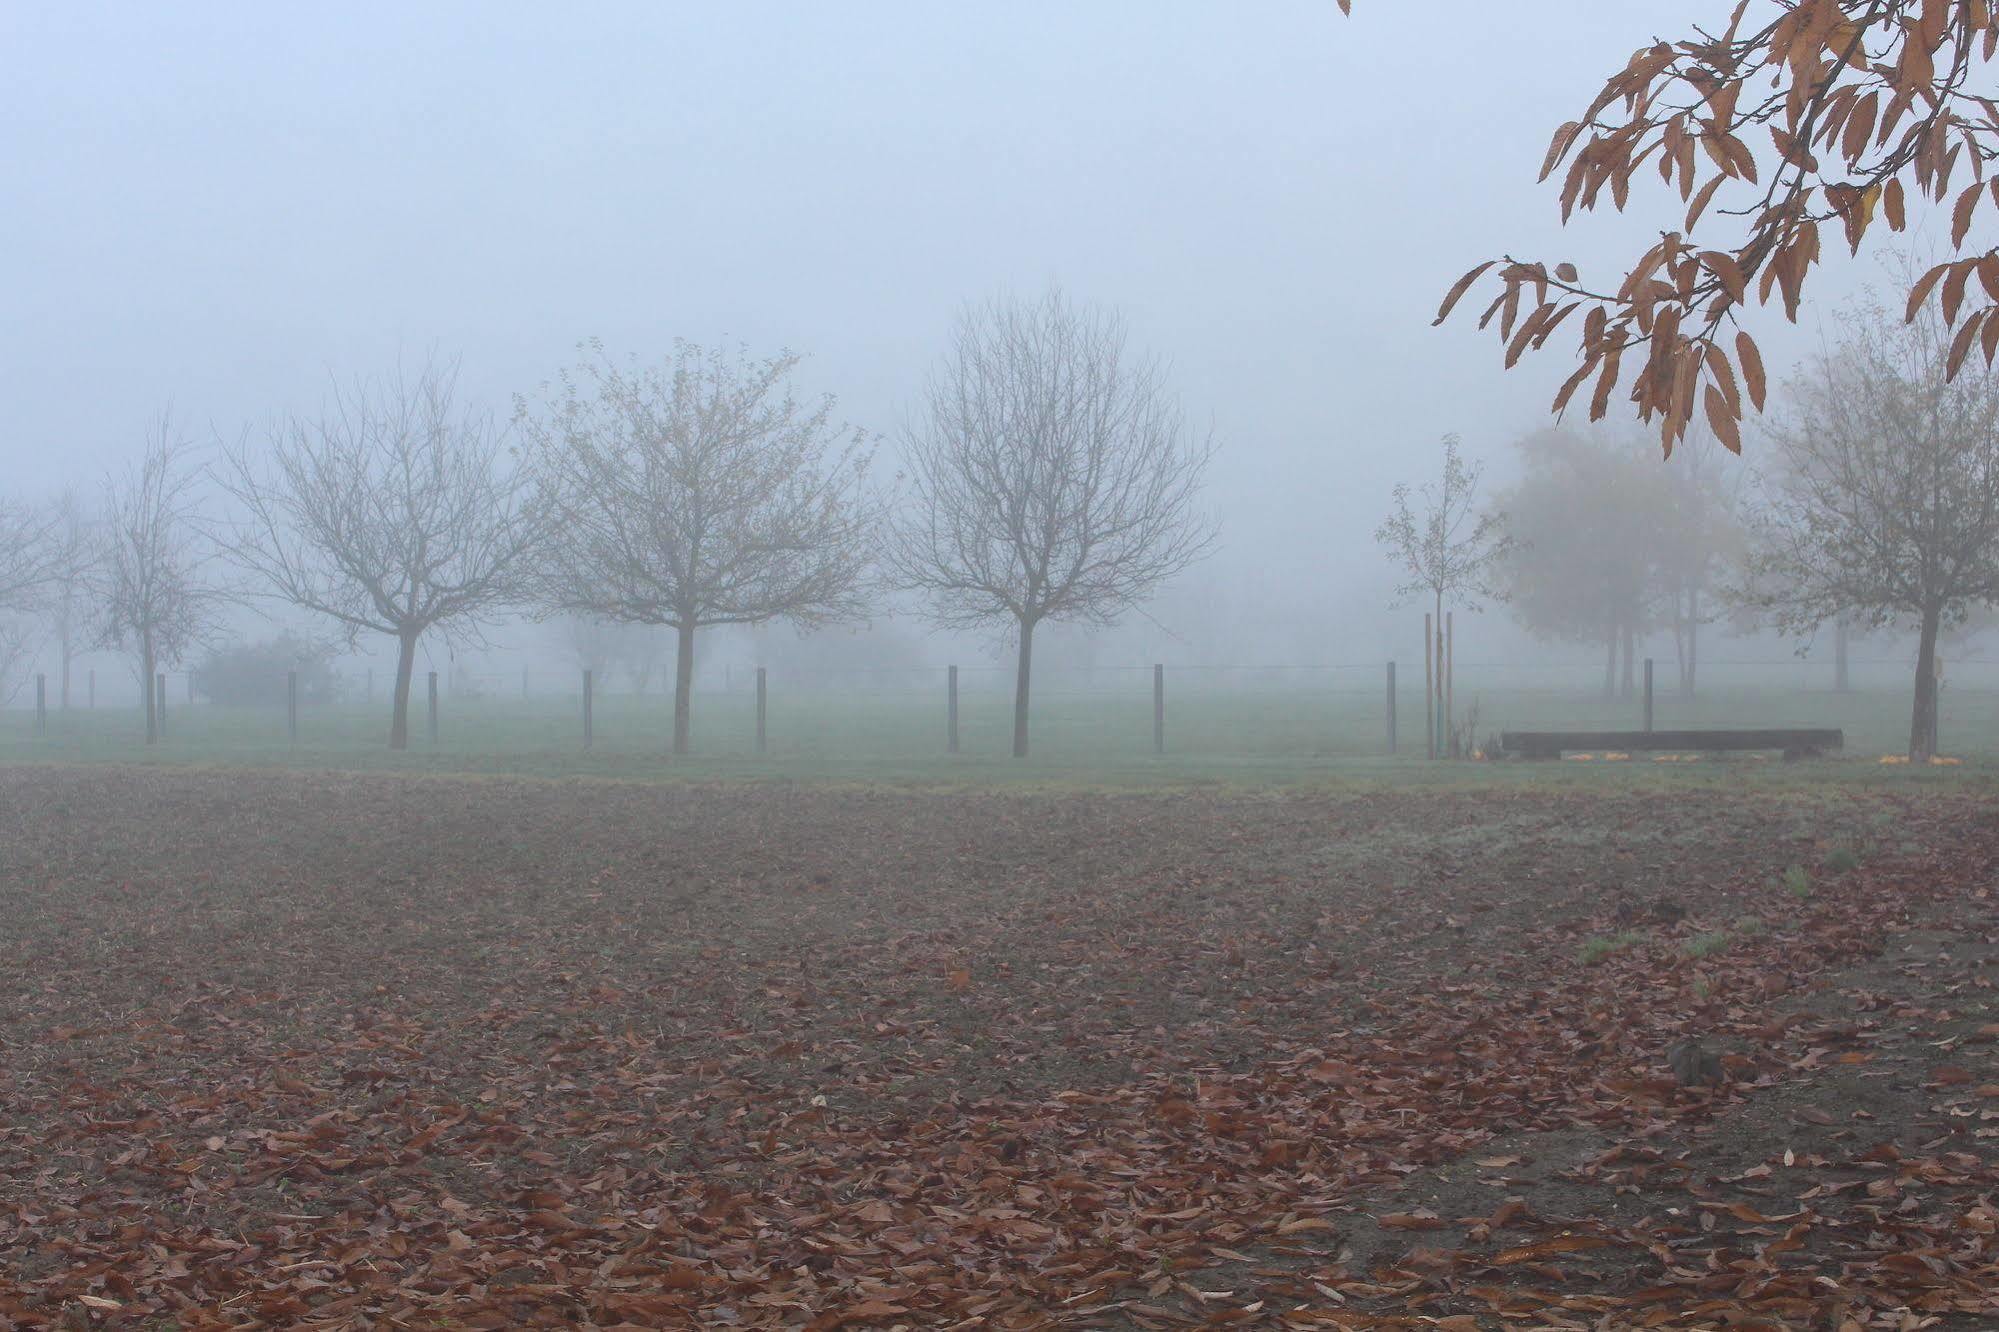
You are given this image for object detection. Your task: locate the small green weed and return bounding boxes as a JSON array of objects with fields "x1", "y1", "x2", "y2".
[
  {"x1": 1781, "y1": 865, "x2": 1813, "y2": 898},
  {"x1": 1823, "y1": 847, "x2": 1860, "y2": 874},
  {"x1": 1734, "y1": 914, "x2": 1767, "y2": 936},
  {"x1": 1681, "y1": 930, "x2": 1733, "y2": 960},
  {"x1": 1579, "y1": 930, "x2": 1647, "y2": 965}
]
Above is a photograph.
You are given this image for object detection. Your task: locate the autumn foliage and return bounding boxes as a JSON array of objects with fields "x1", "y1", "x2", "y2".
[{"x1": 1433, "y1": 0, "x2": 1999, "y2": 455}]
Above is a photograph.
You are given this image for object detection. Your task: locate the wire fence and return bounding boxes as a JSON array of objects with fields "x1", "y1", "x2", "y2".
[{"x1": 6, "y1": 652, "x2": 1996, "y2": 763}]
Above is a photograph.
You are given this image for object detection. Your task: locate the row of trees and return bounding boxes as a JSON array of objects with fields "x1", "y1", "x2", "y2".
[
  {"x1": 0, "y1": 290, "x2": 1215, "y2": 757},
  {"x1": 1382, "y1": 277, "x2": 1999, "y2": 761}
]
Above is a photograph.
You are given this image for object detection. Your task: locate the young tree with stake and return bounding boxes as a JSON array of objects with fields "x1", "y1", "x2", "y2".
[
  {"x1": 520, "y1": 340, "x2": 876, "y2": 755},
  {"x1": 888, "y1": 290, "x2": 1215, "y2": 758},
  {"x1": 1374, "y1": 434, "x2": 1510, "y2": 755},
  {"x1": 220, "y1": 362, "x2": 544, "y2": 750}
]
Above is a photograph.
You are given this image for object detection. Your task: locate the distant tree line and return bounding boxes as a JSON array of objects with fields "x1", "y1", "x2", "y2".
[{"x1": 0, "y1": 288, "x2": 1214, "y2": 757}]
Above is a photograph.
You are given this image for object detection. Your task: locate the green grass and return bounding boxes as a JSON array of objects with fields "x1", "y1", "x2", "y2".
[
  {"x1": 1782, "y1": 865, "x2": 1814, "y2": 898},
  {"x1": 2, "y1": 683, "x2": 1997, "y2": 793},
  {"x1": 1579, "y1": 930, "x2": 1649, "y2": 964},
  {"x1": 1681, "y1": 930, "x2": 1736, "y2": 960},
  {"x1": 1823, "y1": 847, "x2": 1861, "y2": 874}
]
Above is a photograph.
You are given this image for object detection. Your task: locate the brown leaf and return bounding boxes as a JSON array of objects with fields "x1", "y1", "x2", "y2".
[{"x1": 1379, "y1": 1211, "x2": 1447, "y2": 1231}]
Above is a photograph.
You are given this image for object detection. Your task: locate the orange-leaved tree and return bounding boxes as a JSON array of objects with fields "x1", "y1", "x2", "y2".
[{"x1": 1424, "y1": 0, "x2": 1999, "y2": 457}]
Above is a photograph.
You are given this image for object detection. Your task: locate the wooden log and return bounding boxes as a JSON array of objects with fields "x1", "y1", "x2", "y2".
[{"x1": 1500, "y1": 728, "x2": 1844, "y2": 759}]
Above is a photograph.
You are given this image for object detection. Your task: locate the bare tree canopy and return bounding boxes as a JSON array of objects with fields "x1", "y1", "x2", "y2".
[
  {"x1": 887, "y1": 290, "x2": 1215, "y2": 756},
  {"x1": 219, "y1": 361, "x2": 544, "y2": 750},
  {"x1": 1375, "y1": 433, "x2": 1510, "y2": 616},
  {"x1": 1741, "y1": 286, "x2": 1999, "y2": 760},
  {"x1": 1430, "y1": 0, "x2": 1999, "y2": 459},
  {"x1": 0, "y1": 497, "x2": 57, "y2": 612},
  {"x1": 520, "y1": 340, "x2": 876, "y2": 754},
  {"x1": 100, "y1": 418, "x2": 221, "y2": 744}
]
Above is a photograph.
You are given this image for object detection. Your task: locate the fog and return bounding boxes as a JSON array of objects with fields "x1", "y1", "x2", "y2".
[{"x1": 0, "y1": 2, "x2": 1954, "y2": 698}]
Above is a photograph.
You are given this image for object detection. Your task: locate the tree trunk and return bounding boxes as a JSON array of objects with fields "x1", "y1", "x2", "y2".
[
  {"x1": 1834, "y1": 617, "x2": 1851, "y2": 694},
  {"x1": 1672, "y1": 587, "x2": 1689, "y2": 699},
  {"x1": 1602, "y1": 628, "x2": 1617, "y2": 701},
  {"x1": 1682, "y1": 587, "x2": 1700, "y2": 700},
  {"x1": 1619, "y1": 622, "x2": 1637, "y2": 700},
  {"x1": 388, "y1": 627, "x2": 420, "y2": 750},
  {"x1": 673, "y1": 621, "x2": 695, "y2": 755},
  {"x1": 141, "y1": 633, "x2": 157, "y2": 745},
  {"x1": 59, "y1": 636, "x2": 72, "y2": 710},
  {"x1": 1910, "y1": 604, "x2": 1942, "y2": 762},
  {"x1": 1012, "y1": 618, "x2": 1035, "y2": 758}
]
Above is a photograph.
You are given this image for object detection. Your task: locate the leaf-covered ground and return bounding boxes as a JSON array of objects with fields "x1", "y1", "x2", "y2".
[{"x1": 0, "y1": 767, "x2": 1994, "y2": 1329}]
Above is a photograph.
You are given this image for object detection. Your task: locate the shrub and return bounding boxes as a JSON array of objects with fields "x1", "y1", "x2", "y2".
[
  {"x1": 193, "y1": 633, "x2": 342, "y2": 708},
  {"x1": 1824, "y1": 847, "x2": 1860, "y2": 875},
  {"x1": 1781, "y1": 865, "x2": 1813, "y2": 898}
]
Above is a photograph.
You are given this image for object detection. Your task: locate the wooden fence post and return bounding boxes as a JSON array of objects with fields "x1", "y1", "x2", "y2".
[
  {"x1": 582, "y1": 669, "x2": 594, "y2": 750},
  {"x1": 427, "y1": 671, "x2": 439, "y2": 747},
  {"x1": 1445, "y1": 610, "x2": 1455, "y2": 757},
  {"x1": 755, "y1": 667, "x2": 767, "y2": 754},
  {"x1": 947, "y1": 665, "x2": 959, "y2": 753},
  {"x1": 1386, "y1": 661, "x2": 1396, "y2": 754},
  {"x1": 1643, "y1": 658, "x2": 1654, "y2": 733},
  {"x1": 287, "y1": 670, "x2": 299, "y2": 745},
  {"x1": 35, "y1": 674, "x2": 46, "y2": 735},
  {"x1": 1153, "y1": 663, "x2": 1165, "y2": 755},
  {"x1": 1423, "y1": 613, "x2": 1434, "y2": 760}
]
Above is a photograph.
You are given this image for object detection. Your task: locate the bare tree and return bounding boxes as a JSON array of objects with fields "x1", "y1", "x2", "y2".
[
  {"x1": 1743, "y1": 290, "x2": 1999, "y2": 761},
  {"x1": 521, "y1": 340, "x2": 876, "y2": 754},
  {"x1": 1497, "y1": 428, "x2": 1668, "y2": 700},
  {"x1": 40, "y1": 489, "x2": 103, "y2": 709},
  {"x1": 887, "y1": 291, "x2": 1215, "y2": 757},
  {"x1": 219, "y1": 363, "x2": 544, "y2": 749},
  {"x1": 100, "y1": 419, "x2": 220, "y2": 743},
  {"x1": 0, "y1": 497, "x2": 56, "y2": 612},
  {"x1": 0, "y1": 498, "x2": 56, "y2": 705}
]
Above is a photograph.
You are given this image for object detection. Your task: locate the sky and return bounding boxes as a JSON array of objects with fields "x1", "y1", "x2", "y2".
[{"x1": 0, "y1": 1, "x2": 1899, "y2": 681}]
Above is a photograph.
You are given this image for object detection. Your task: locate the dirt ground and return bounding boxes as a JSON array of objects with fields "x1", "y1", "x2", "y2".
[{"x1": 0, "y1": 766, "x2": 1994, "y2": 1329}]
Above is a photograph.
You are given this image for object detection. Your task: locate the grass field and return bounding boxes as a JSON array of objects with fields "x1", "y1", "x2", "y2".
[
  {"x1": 3, "y1": 678, "x2": 1998, "y2": 788},
  {"x1": 1, "y1": 766, "x2": 1995, "y2": 1326}
]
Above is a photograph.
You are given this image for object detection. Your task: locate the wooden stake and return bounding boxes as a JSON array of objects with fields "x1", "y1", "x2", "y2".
[
  {"x1": 1153, "y1": 663, "x2": 1165, "y2": 755},
  {"x1": 1423, "y1": 613, "x2": 1434, "y2": 760},
  {"x1": 1386, "y1": 661, "x2": 1396, "y2": 754},
  {"x1": 1445, "y1": 610, "x2": 1455, "y2": 758},
  {"x1": 947, "y1": 665, "x2": 959, "y2": 753}
]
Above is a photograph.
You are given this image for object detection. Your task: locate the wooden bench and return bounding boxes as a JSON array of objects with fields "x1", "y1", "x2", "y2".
[{"x1": 1498, "y1": 728, "x2": 1845, "y2": 760}]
